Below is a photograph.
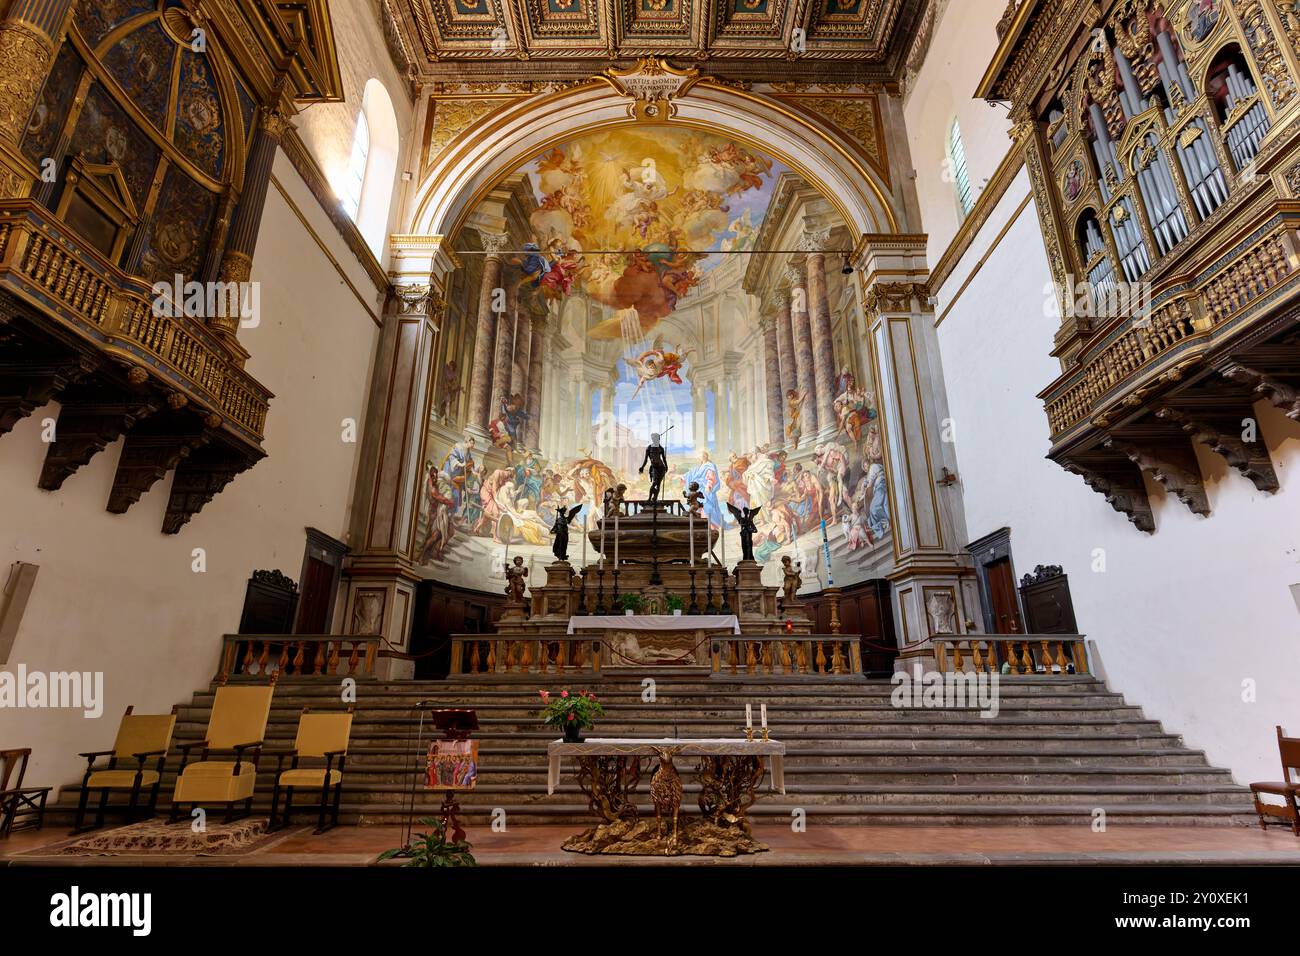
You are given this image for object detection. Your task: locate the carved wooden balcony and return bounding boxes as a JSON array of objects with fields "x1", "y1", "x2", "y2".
[
  {"x1": 0, "y1": 199, "x2": 270, "y2": 533},
  {"x1": 981, "y1": 0, "x2": 1300, "y2": 530}
]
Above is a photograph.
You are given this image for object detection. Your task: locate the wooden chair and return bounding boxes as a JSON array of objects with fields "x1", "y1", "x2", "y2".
[
  {"x1": 1248, "y1": 725, "x2": 1300, "y2": 836},
  {"x1": 74, "y1": 706, "x2": 178, "y2": 833},
  {"x1": 268, "y1": 707, "x2": 353, "y2": 833},
  {"x1": 170, "y1": 684, "x2": 275, "y2": 824},
  {"x1": 0, "y1": 749, "x2": 51, "y2": 837}
]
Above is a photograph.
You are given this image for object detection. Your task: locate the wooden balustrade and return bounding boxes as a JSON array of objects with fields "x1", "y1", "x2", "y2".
[
  {"x1": 713, "y1": 636, "x2": 861, "y2": 677},
  {"x1": 217, "y1": 634, "x2": 380, "y2": 683},
  {"x1": 451, "y1": 637, "x2": 603, "y2": 676},
  {"x1": 932, "y1": 634, "x2": 1088, "y2": 676}
]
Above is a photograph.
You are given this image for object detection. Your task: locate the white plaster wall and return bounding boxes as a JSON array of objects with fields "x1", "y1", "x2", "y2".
[
  {"x1": 906, "y1": 1, "x2": 1300, "y2": 786},
  {"x1": 0, "y1": 157, "x2": 380, "y2": 791},
  {"x1": 293, "y1": 0, "x2": 415, "y2": 266},
  {"x1": 904, "y1": 0, "x2": 1013, "y2": 268}
]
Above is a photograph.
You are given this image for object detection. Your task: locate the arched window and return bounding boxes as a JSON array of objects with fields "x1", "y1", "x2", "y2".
[
  {"x1": 946, "y1": 118, "x2": 975, "y2": 219},
  {"x1": 337, "y1": 79, "x2": 400, "y2": 257},
  {"x1": 340, "y1": 110, "x2": 369, "y2": 221}
]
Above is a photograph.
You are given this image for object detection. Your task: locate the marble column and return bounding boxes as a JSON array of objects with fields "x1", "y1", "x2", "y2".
[
  {"x1": 858, "y1": 237, "x2": 982, "y2": 674},
  {"x1": 467, "y1": 232, "x2": 508, "y2": 432},
  {"x1": 759, "y1": 314, "x2": 784, "y2": 447},
  {"x1": 692, "y1": 384, "x2": 707, "y2": 451},
  {"x1": 342, "y1": 236, "x2": 457, "y2": 677},
  {"x1": 524, "y1": 321, "x2": 545, "y2": 450},
  {"x1": 787, "y1": 263, "x2": 817, "y2": 440},
  {"x1": 773, "y1": 289, "x2": 797, "y2": 425},
  {"x1": 511, "y1": 309, "x2": 532, "y2": 401},
  {"x1": 804, "y1": 231, "x2": 837, "y2": 436},
  {"x1": 490, "y1": 281, "x2": 517, "y2": 419}
]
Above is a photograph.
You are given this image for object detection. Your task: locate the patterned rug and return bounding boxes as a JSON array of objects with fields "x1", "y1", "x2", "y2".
[{"x1": 24, "y1": 819, "x2": 299, "y2": 857}]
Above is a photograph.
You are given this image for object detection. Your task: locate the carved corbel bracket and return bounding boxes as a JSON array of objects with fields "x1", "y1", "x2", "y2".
[
  {"x1": 1220, "y1": 364, "x2": 1300, "y2": 421},
  {"x1": 1102, "y1": 435, "x2": 1210, "y2": 516},
  {"x1": 0, "y1": 354, "x2": 98, "y2": 436},
  {"x1": 1154, "y1": 405, "x2": 1278, "y2": 493},
  {"x1": 1062, "y1": 458, "x2": 1155, "y2": 533},
  {"x1": 38, "y1": 396, "x2": 160, "y2": 491},
  {"x1": 162, "y1": 441, "x2": 261, "y2": 534}
]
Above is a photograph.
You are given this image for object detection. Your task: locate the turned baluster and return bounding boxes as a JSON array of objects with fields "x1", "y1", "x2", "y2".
[
  {"x1": 313, "y1": 641, "x2": 327, "y2": 674},
  {"x1": 760, "y1": 642, "x2": 773, "y2": 674},
  {"x1": 1054, "y1": 641, "x2": 1067, "y2": 674},
  {"x1": 257, "y1": 641, "x2": 270, "y2": 677},
  {"x1": 275, "y1": 642, "x2": 290, "y2": 680},
  {"x1": 241, "y1": 641, "x2": 256, "y2": 675},
  {"x1": 815, "y1": 641, "x2": 827, "y2": 674},
  {"x1": 328, "y1": 641, "x2": 341, "y2": 675},
  {"x1": 745, "y1": 642, "x2": 757, "y2": 673},
  {"x1": 831, "y1": 642, "x2": 846, "y2": 675},
  {"x1": 1038, "y1": 640, "x2": 1051, "y2": 674},
  {"x1": 1019, "y1": 642, "x2": 1032, "y2": 674},
  {"x1": 952, "y1": 642, "x2": 965, "y2": 673},
  {"x1": 506, "y1": 641, "x2": 517, "y2": 673},
  {"x1": 520, "y1": 640, "x2": 533, "y2": 672},
  {"x1": 348, "y1": 642, "x2": 361, "y2": 675},
  {"x1": 729, "y1": 641, "x2": 738, "y2": 675},
  {"x1": 487, "y1": 641, "x2": 497, "y2": 672},
  {"x1": 556, "y1": 642, "x2": 566, "y2": 675},
  {"x1": 470, "y1": 642, "x2": 481, "y2": 673},
  {"x1": 292, "y1": 641, "x2": 306, "y2": 675},
  {"x1": 797, "y1": 642, "x2": 809, "y2": 674},
  {"x1": 780, "y1": 642, "x2": 792, "y2": 674},
  {"x1": 971, "y1": 640, "x2": 984, "y2": 672}
]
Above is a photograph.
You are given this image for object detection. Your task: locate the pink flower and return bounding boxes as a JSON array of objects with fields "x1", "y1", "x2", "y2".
[
  {"x1": 561, "y1": 690, "x2": 569, "y2": 698},
  {"x1": 567, "y1": 712, "x2": 575, "y2": 721},
  {"x1": 538, "y1": 690, "x2": 549, "y2": 700}
]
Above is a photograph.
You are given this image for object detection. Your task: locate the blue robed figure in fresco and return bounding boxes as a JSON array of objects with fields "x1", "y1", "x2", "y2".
[
  {"x1": 439, "y1": 438, "x2": 476, "y2": 513},
  {"x1": 682, "y1": 450, "x2": 726, "y2": 528}
]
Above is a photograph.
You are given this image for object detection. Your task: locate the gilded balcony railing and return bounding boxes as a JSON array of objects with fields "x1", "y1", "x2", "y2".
[{"x1": 0, "y1": 200, "x2": 270, "y2": 445}]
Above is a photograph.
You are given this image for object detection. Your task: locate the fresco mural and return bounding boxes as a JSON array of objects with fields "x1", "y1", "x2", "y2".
[{"x1": 416, "y1": 126, "x2": 892, "y2": 592}]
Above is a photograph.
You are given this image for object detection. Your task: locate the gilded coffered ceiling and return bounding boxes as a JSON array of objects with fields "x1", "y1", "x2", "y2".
[{"x1": 380, "y1": 0, "x2": 931, "y2": 84}]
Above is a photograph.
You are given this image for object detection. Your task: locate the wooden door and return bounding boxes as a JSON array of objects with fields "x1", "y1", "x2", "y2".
[
  {"x1": 986, "y1": 557, "x2": 1023, "y2": 634},
  {"x1": 296, "y1": 556, "x2": 336, "y2": 633}
]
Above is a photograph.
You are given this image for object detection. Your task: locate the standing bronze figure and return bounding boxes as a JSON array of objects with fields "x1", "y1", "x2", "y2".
[
  {"x1": 639, "y1": 432, "x2": 669, "y2": 505},
  {"x1": 726, "y1": 503, "x2": 761, "y2": 562},
  {"x1": 550, "y1": 504, "x2": 583, "y2": 562}
]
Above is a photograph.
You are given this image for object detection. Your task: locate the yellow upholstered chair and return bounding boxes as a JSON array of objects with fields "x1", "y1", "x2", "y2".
[
  {"x1": 170, "y1": 684, "x2": 275, "y2": 824},
  {"x1": 74, "y1": 705, "x2": 177, "y2": 833},
  {"x1": 268, "y1": 707, "x2": 353, "y2": 833}
]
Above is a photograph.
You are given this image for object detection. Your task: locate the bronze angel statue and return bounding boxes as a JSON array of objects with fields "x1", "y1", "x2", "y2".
[
  {"x1": 726, "y1": 503, "x2": 761, "y2": 563},
  {"x1": 550, "y1": 503, "x2": 583, "y2": 562}
]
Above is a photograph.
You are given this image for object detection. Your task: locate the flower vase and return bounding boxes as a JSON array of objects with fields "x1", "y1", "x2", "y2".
[{"x1": 563, "y1": 722, "x2": 584, "y2": 743}]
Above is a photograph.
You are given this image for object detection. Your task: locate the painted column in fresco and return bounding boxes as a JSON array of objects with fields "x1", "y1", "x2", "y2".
[
  {"x1": 467, "y1": 231, "x2": 507, "y2": 432},
  {"x1": 511, "y1": 309, "x2": 532, "y2": 399},
  {"x1": 804, "y1": 231, "x2": 837, "y2": 437},
  {"x1": 692, "y1": 383, "x2": 706, "y2": 451},
  {"x1": 759, "y1": 313, "x2": 784, "y2": 447},
  {"x1": 773, "y1": 289, "x2": 796, "y2": 415},
  {"x1": 490, "y1": 279, "x2": 517, "y2": 421},
  {"x1": 787, "y1": 263, "x2": 818, "y2": 440},
  {"x1": 524, "y1": 321, "x2": 545, "y2": 450}
]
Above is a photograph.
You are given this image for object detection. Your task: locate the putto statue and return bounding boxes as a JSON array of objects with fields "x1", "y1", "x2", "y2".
[
  {"x1": 550, "y1": 504, "x2": 583, "y2": 562},
  {"x1": 685, "y1": 481, "x2": 703, "y2": 518},
  {"x1": 727, "y1": 503, "x2": 760, "y2": 562},
  {"x1": 780, "y1": 555, "x2": 802, "y2": 605},
  {"x1": 639, "y1": 432, "x2": 669, "y2": 505},
  {"x1": 504, "y1": 555, "x2": 528, "y2": 602}
]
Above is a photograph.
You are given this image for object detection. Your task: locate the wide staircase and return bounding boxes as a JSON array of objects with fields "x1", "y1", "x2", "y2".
[{"x1": 48, "y1": 670, "x2": 1254, "y2": 826}]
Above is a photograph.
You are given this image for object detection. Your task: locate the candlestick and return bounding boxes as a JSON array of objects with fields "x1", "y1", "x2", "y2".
[
  {"x1": 720, "y1": 521, "x2": 726, "y2": 568},
  {"x1": 745, "y1": 703, "x2": 752, "y2": 729},
  {"x1": 760, "y1": 703, "x2": 767, "y2": 729},
  {"x1": 614, "y1": 509, "x2": 620, "y2": 567},
  {"x1": 820, "y1": 518, "x2": 834, "y2": 588},
  {"x1": 581, "y1": 514, "x2": 588, "y2": 568},
  {"x1": 599, "y1": 506, "x2": 606, "y2": 566},
  {"x1": 689, "y1": 508, "x2": 695, "y2": 566}
]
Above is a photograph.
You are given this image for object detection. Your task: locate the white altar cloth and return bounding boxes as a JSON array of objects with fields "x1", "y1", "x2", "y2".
[{"x1": 566, "y1": 614, "x2": 741, "y2": 635}]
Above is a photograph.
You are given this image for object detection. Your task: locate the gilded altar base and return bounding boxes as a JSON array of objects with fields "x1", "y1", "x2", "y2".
[{"x1": 561, "y1": 817, "x2": 770, "y2": 857}]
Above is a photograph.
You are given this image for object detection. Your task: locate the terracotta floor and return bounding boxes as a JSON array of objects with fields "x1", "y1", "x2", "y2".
[{"x1": 3, "y1": 822, "x2": 1299, "y2": 866}]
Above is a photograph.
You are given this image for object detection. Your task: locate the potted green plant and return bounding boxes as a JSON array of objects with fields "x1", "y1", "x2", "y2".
[
  {"x1": 665, "y1": 594, "x2": 685, "y2": 615},
  {"x1": 615, "y1": 592, "x2": 645, "y2": 615},
  {"x1": 377, "y1": 817, "x2": 477, "y2": 867},
  {"x1": 539, "y1": 689, "x2": 605, "y2": 743}
]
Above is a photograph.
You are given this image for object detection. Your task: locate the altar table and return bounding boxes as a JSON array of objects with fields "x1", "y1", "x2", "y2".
[
  {"x1": 547, "y1": 737, "x2": 785, "y2": 794},
  {"x1": 566, "y1": 614, "x2": 741, "y2": 634}
]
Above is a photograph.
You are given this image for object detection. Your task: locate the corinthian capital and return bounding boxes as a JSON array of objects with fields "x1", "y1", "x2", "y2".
[
  {"x1": 479, "y1": 231, "x2": 510, "y2": 255},
  {"x1": 798, "y1": 227, "x2": 833, "y2": 253},
  {"x1": 784, "y1": 263, "x2": 805, "y2": 287}
]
